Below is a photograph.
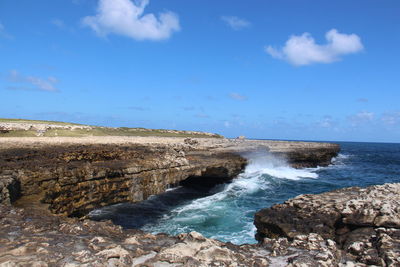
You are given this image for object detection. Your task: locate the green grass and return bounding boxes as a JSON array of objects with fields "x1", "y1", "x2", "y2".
[
  {"x1": 0, "y1": 118, "x2": 84, "y2": 126},
  {"x1": 0, "y1": 130, "x2": 39, "y2": 137},
  {"x1": 0, "y1": 118, "x2": 223, "y2": 138}
]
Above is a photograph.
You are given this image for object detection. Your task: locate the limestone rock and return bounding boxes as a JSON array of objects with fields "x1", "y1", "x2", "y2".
[{"x1": 255, "y1": 183, "x2": 400, "y2": 266}]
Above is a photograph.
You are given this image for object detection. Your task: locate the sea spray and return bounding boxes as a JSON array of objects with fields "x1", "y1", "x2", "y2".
[
  {"x1": 89, "y1": 143, "x2": 399, "y2": 245},
  {"x1": 242, "y1": 150, "x2": 318, "y2": 180},
  {"x1": 90, "y1": 150, "x2": 321, "y2": 244}
]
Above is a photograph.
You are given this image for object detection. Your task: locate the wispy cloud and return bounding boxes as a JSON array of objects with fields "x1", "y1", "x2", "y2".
[
  {"x1": 52, "y1": 19, "x2": 65, "y2": 28},
  {"x1": 381, "y1": 111, "x2": 400, "y2": 126},
  {"x1": 0, "y1": 22, "x2": 13, "y2": 39},
  {"x1": 6, "y1": 70, "x2": 59, "y2": 92},
  {"x1": 317, "y1": 116, "x2": 334, "y2": 128},
  {"x1": 229, "y1": 92, "x2": 247, "y2": 101},
  {"x1": 348, "y1": 111, "x2": 374, "y2": 126},
  {"x1": 357, "y1": 98, "x2": 369, "y2": 103},
  {"x1": 266, "y1": 29, "x2": 363, "y2": 66},
  {"x1": 51, "y1": 18, "x2": 75, "y2": 33},
  {"x1": 195, "y1": 113, "x2": 210, "y2": 119},
  {"x1": 182, "y1": 106, "x2": 196, "y2": 111},
  {"x1": 221, "y1": 16, "x2": 250, "y2": 30},
  {"x1": 127, "y1": 106, "x2": 149, "y2": 111},
  {"x1": 82, "y1": 0, "x2": 180, "y2": 41}
]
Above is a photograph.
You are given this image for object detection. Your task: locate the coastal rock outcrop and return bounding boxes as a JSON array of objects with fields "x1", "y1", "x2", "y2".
[
  {"x1": 254, "y1": 183, "x2": 400, "y2": 266},
  {"x1": 0, "y1": 136, "x2": 344, "y2": 266},
  {"x1": 0, "y1": 204, "x2": 343, "y2": 266},
  {"x1": 0, "y1": 143, "x2": 245, "y2": 216},
  {"x1": 0, "y1": 137, "x2": 339, "y2": 217}
]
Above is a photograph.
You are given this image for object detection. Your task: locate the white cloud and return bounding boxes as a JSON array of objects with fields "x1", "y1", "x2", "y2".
[
  {"x1": 382, "y1": 111, "x2": 400, "y2": 126},
  {"x1": 318, "y1": 116, "x2": 334, "y2": 128},
  {"x1": 221, "y1": 16, "x2": 250, "y2": 30},
  {"x1": 348, "y1": 111, "x2": 374, "y2": 126},
  {"x1": 82, "y1": 0, "x2": 180, "y2": 41},
  {"x1": 266, "y1": 29, "x2": 363, "y2": 66},
  {"x1": 229, "y1": 92, "x2": 247, "y2": 101},
  {"x1": 7, "y1": 70, "x2": 58, "y2": 92}
]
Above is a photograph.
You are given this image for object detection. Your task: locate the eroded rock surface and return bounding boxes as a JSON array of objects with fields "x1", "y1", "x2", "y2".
[
  {"x1": 255, "y1": 183, "x2": 400, "y2": 266},
  {"x1": 0, "y1": 144, "x2": 245, "y2": 216},
  {"x1": 0, "y1": 204, "x2": 346, "y2": 267},
  {"x1": 0, "y1": 136, "x2": 342, "y2": 266},
  {"x1": 0, "y1": 137, "x2": 339, "y2": 217}
]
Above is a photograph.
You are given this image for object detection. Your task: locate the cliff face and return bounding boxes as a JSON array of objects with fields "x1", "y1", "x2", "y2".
[
  {"x1": 0, "y1": 144, "x2": 246, "y2": 216},
  {"x1": 0, "y1": 137, "x2": 340, "y2": 217},
  {"x1": 0, "y1": 137, "x2": 346, "y2": 266}
]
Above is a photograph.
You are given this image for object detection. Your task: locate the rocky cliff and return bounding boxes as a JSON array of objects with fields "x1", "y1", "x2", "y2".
[
  {"x1": 254, "y1": 183, "x2": 400, "y2": 266},
  {"x1": 0, "y1": 136, "x2": 339, "y2": 217},
  {"x1": 0, "y1": 136, "x2": 344, "y2": 266},
  {"x1": 0, "y1": 143, "x2": 245, "y2": 217}
]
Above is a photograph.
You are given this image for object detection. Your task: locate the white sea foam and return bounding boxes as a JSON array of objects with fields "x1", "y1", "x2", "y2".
[
  {"x1": 327, "y1": 153, "x2": 351, "y2": 169},
  {"x1": 174, "y1": 152, "x2": 319, "y2": 215},
  {"x1": 163, "y1": 152, "x2": 318, "y2": 222},
  {"x1": 332, "y1": 153, "x2": 350, "y2": 163},
  {"x1": 243, "y1": 152, "x2": 318, "y2": 180},
  {"x1": 142, "y1": 151, "x2": 321, "y2": 244}
]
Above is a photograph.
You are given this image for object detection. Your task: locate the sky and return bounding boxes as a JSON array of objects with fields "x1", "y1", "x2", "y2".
[{"x1": 1, "y1": 0, "x2": 400, "y2": 142}]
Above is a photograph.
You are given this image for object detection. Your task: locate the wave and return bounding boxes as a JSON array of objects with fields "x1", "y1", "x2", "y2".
[
  {"x1": 243, "y1": 152, "x2": 318, "y2": 180},
  {"x1": 332, "y1": 153, "x2": 351, "y2": 162},
  {"x1": 153, "y1": 151, "x2": 320, "y2": 218},
  {"x1": 140, "y1": 151, "x2": 321, "y2": 244}
]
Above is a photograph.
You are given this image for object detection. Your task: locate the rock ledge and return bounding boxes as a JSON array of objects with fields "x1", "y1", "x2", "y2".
[{"x1": 255, "y1": 183, "x2": 400, "y2": 266}]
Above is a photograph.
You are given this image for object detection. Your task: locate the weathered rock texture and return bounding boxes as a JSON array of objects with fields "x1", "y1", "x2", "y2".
[
  {"x1": 255, "y1": 183, "x2": 400, "y2": 266},
  {"x1": 0, "y1": 204, "x2": 344, "y2": 266},
  {"x1": 0, "y1": 137, "x2": 339, "y2": 217},
  {"x1": 0, "y1": 144, "x2": 245, "y2": 217},
  {"x1": 0, "y1": 136, "x2": 343, "y2": 266}
]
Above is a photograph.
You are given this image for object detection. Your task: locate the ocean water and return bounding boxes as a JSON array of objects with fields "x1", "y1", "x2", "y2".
[{"x1": 89, "y1": 141, "x2": 400, "y2": 244}]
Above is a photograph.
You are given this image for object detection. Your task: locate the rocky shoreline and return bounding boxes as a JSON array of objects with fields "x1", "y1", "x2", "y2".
[
  {"x1": 0, "y1": 136, "x2": 339, "y2": 217},
  {"x1": 5, "y1": 136, "x2": 393, "y2": 266},
  {"x1": 2, "y1": 183, "x2": 399, "y2": 266},
  {"x1": 254, "y1": 183, "x2": 400, "y2": 266}
]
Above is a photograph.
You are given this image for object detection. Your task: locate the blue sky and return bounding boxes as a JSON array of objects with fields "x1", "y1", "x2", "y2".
[{"x1": 1, "y1": 0, "x2": 400, "y2": 142}]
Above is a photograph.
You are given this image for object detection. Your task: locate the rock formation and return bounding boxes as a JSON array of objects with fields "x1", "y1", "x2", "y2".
[
  {"x1": 0, "y1": 137, "x2": 339, "y2": 217},
  {"x1": 255, "y1": 183, "x2": 400, "y2": 266},
  {"x1": 0, "y1": 144, "x2": 245, "y2": 217},
  {"x1": 0, "y1": 136, "x2": 343, "y2": 266},
  {"x1": 0, "y1": 204, "x2": 343, "y2": 266}
]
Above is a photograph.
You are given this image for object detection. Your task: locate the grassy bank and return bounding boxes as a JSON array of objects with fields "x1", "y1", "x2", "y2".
[{"x1": 0, "y1": 118, "x2": 223, "y2": 138}]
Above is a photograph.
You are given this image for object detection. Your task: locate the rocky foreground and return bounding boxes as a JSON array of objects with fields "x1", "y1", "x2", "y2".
[
  {"x1": 0, "y1": 201, "x2": 344, "y2": 267},
  {"x1": 255, "y1": 183, "x2": 400, "y2": 266},
  {"x1": 1, "y1": 136, "x2": 399, "y2": 266},
  {"x1": 2, "y1": 183, "x2": 400, "y2": 266},
  {"x1": 0, "y1": 136, "x2": 353, "y2": 266}
]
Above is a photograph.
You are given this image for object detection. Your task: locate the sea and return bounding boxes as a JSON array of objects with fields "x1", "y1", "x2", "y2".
[{"x1": 89, "y1": 141, "x2": 400, "y2": 245}]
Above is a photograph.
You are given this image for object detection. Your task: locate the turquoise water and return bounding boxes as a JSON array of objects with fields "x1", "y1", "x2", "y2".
[{"x1": 89, "y1": 142, "x2": 400, "y2": 244}]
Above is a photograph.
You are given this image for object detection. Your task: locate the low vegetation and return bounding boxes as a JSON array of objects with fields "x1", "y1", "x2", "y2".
[{"x1": 0, "y1": 118, "x2": 223, "y2": 138}]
